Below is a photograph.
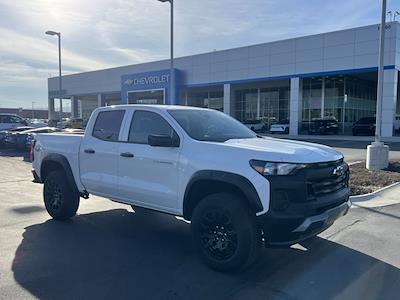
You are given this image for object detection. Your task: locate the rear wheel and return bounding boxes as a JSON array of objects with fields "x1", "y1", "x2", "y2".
[
  {"x1": 43, "y1": 170, "x2": 79, "y2": 220},
  {"x1": 191, "y1": 193, "x2": 261, "y2": 272}
]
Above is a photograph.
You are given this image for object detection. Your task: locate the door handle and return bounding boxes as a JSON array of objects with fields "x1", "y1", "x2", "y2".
[
  {"x1": 120, "y1": 152, "x2": 134, "y2": 158},
  {"x1": 84, "y1": 148, "x2": 95, "y2": 154}
]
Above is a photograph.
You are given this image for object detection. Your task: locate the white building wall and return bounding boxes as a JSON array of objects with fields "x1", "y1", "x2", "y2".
[
  {"x1": 47, "y1": 22, "x2": 400, "y2": 137},
  {"x1": 223, "y1": 84, "x2": 231, "y2": 115},
  {"x1": 289, "y1": 77, "x2": 301, "y2": 135},
  {"x1": 395, "y1": 22, "x2": 400, "y2": 70},
  {"x1": 381, "y1": 69, "x2": 398, "y2": 137},
  {"x1": 49, "y1": 22, "x2": 399, "y2": 97}
]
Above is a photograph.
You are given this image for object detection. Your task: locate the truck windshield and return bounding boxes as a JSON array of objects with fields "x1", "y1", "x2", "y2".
[{"x1": 168, "y1": 109, "x2": 256, "y2": 142}]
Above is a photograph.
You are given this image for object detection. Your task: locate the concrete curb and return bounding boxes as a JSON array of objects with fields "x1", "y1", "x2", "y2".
[{"x1": 349, "y1": 181, "x2": 400, "y2": 203}]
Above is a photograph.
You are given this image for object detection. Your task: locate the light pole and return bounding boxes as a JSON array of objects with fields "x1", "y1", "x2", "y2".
[
  {"x1": 31, "y1": 101, "x2": 35, "y2": 119},
  {"x1": 158, "y1": 0, "x2": 174, "y2": 104},
  {"x1": 375, "y1": 1, "x2": 386, "y2": 145},
  {"x1": 366, "y1": 0, "x2": 389, "y2": 170},
  {"x1": 45, "y1": 30, "x2": 63, "y2": 128}
]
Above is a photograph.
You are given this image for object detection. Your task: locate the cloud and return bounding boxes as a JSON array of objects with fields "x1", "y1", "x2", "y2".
[
  {"x1": 0, "y1": 27, "x2": 111, "y2": 72},
  {"x1": 0, "y1": 0, "x2": 398, "y2": 108}
]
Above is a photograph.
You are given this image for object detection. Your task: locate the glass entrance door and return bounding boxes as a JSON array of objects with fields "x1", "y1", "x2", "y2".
[{"x1": 128, "y1": 89, "x2": 164, "y2": 104}]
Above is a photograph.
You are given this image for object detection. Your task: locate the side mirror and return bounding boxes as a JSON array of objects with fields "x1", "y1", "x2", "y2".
[
  {"x1": 148, "y1": 134, "x2": 179, "y2": 147},
  {"x1": 20, "y1": 120, "x2": 28, "y2": 126}
]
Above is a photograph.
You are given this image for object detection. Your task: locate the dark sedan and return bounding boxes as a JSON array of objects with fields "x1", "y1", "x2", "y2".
[
  {"x1": 0, "y1": 126, "x2": 34, "y2": 148},
  {"x1": 308, "y1": 119, "x2": 339, "y2": 135},
  {"x1": 352, "y1": 117, "x2": 376, "y2": 136},
  {"x1": 4, "y1": 127, "x2": 61, "y2": 150}
]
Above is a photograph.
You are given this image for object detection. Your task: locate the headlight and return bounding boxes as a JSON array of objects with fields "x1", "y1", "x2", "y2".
[{"x1": 250, "y1": 160, "x2": 307, "y2": 176}]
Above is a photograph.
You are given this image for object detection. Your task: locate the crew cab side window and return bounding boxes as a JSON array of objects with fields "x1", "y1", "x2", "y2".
[
  {"x1": 92, "y1": 110, "x2": 125, "y2": 142},
  {"x1": 128, "y1": 110, "x2": 176, "y2": 144}
]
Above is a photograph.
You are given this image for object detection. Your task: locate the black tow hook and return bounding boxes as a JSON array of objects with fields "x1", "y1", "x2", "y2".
[{"x1": 80, "y1": 191, "x2": 90, "y2": 199}]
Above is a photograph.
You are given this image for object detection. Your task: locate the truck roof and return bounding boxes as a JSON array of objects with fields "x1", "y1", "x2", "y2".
[{"x1": 96, "y1": 104, "x2": 212, "y2": 112}]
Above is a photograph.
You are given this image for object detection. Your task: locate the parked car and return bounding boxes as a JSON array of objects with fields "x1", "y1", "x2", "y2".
[
  {"x1": 0, "y1": 126, "x2": 34, "y2": 147},
  {"x1": 0, "y1": 114, "x2": 28, "y2": 131},
  {"x1": 5, "y1": 127, "x2": 61, "y2": 150},
  {"x1": 243, "y1": 119, "x2": 266, "y2": 132},
  {"x1": 269, "y1": 120, "x2": 290, "y2": 134},
  {"x1": 28, "y1": 119, "x2": 48, "y2": 128},
  {"x1": 352, "y1": 117, "x2": 376, "y2": 136},
  {"x1": 64, "y1": 118, "x2": 84, "y2": 129},
  {"x1": 308, "y1": 119, "x2": 339, "y2": 135},
  {"x1": 32, "y1": 105, "x2": 350, "y2": 272}
]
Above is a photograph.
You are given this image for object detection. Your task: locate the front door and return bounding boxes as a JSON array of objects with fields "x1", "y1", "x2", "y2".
[
  {"x1": 79, "y1": 109, "x2": 126, "y2": 198},
  {"x1": 118, "y1": 110, "x2": 180, "y2": 211}
]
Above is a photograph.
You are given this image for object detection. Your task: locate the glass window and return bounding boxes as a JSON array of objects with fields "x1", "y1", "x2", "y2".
[
  {"x1": 129, "y1": 110, "x2": 176, "y2": 144},
  {"x1": 234, "y1": 89, "x2": 258, "y2": 122},
  {"x1": 186, "y1": 89, "x2": 223, "y2": 111},
  {"x1": 92, "y1": 110, "x2": 125, "y2": 142},
  {"x1": 168, "y1": 109, "x2": 256, "y2": 142},
  {"x1": 128, "y1": 90, "x2": 164, "y2": 104},
  {"x1": 10, "y1": 116, "x2": 23, "y2": 123}
]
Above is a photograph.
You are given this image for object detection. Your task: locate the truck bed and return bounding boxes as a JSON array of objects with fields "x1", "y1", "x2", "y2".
[{"x1": 33, "y1": 132, "x2": 84, "y2": 189}]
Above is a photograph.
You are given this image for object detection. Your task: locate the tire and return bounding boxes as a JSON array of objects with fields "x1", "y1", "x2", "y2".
[
  {"x1": 191, "y1": 193, "x2": 261, "y2": 272},
  {"x1": 43, "y1": 170, "x2": 80, "y2": 220}
]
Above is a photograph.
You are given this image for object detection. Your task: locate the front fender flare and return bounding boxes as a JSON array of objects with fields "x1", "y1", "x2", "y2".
[{"x1": 183, "y1": 170, "x2": 263, "y2": 218}]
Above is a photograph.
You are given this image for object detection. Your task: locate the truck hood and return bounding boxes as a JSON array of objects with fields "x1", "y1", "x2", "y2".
[{"x1": 223, "y1": 137, "x2": 343, "y2": 163}]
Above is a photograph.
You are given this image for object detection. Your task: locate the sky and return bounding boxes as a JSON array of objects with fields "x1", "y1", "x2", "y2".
[{"x1": 0, "y1": 0, "x2": 399, "y2": 109}]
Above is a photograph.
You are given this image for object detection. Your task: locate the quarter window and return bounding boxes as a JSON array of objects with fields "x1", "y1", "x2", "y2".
[
  {"x1": 92, "y1": 110, "x2": 125, "y2": 141},
  {"x1": 129, "y1": 111, "x2": 176, "y2": 144}
]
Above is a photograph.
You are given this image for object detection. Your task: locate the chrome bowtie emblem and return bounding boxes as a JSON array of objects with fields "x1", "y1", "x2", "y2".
[{"x1": 333, "y1": 165, "x2": 345, "y2": 176}]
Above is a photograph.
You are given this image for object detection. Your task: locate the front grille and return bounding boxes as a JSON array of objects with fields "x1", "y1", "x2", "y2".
[{"x1": 305, "y1": 160, "x2": 349, "y2": 198}]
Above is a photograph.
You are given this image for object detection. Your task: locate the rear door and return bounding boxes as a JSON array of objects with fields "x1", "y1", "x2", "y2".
[
  {"x1": 118, "y1": 109, "x2": 181, "y2": 211},
  {"x1": 79, "y1": 109, "x2": 127, "y2": 198}
]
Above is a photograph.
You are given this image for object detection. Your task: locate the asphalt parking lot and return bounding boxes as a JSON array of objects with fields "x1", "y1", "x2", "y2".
[{"x1": 0, "y1": 148, "x2": 399, "y2": 299}]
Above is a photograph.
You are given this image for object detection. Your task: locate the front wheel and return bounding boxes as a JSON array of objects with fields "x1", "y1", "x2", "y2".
[
  {"x1": 191, "y1": 193, "x2": 261, "y2": 272},
  {"x1": 43, "y1": 170, "x2": 79, "y2": 220}
]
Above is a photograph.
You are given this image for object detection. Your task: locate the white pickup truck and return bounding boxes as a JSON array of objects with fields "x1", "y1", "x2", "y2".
[{"x1": 31, "y1": 105, "x2": 351, "y2": 271}]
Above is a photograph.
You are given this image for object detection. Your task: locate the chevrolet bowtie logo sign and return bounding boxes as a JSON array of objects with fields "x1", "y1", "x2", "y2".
[
  {"x1": 332, "y1": 165, "x2": 345, "y2": 177},
  {"x1": 124, "y1": 75, "x2": 170, "y2": 86}
]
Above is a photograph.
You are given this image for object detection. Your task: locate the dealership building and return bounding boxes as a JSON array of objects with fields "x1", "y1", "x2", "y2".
[{"x1": 48, "y1": 22, "x2": 400, "y2": 136}]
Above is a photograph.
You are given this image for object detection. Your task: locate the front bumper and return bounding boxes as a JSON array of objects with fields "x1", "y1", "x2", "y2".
[
  {"x1": 257, "y1": 159, "x2": 351, "y2": 246},
  {"x1": 258, "y1": 199, "x2": 351, "y2": 246}
]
